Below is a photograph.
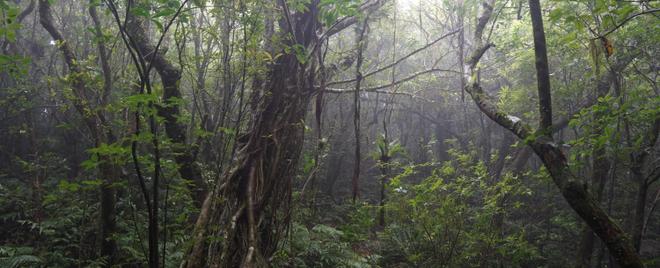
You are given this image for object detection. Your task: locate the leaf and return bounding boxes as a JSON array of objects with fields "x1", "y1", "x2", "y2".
[
  {"x1": 601, "y1": 37, "x2": 613, "y2": 58},
  {"x1": 151, "y1": 19, "x2": 164, "y2": 32},
  {"x1": 153, "y1": 8, "x2": 176, "y2": 18},
  {"x1": 615, "y1": 5, "x2": 636, "y2": 21},
  {"x1": 130, "y1": 6, "x2": 150, "y2": 18},
  {"x1": 548, "y1": 7, "x2": 564, "y2": 22},
  {"x1": 58, "y1": 180, "x2": 80, "y2": 192},
  {"x1": 3, "y1": 255, "x2": 42, "y2": 268}
]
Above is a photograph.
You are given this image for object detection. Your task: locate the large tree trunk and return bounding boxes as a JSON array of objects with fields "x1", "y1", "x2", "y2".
[
  {"x1": 183, "y1": 3, "x2": 320, "y2": 267},
  {"x1": 184, "y1": 52, "x2": 312, "y2": 268}
]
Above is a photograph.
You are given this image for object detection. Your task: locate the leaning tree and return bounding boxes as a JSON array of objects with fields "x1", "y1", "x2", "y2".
[{"x1": 461, "y1": 0, "x2": 644, "y2": 267}]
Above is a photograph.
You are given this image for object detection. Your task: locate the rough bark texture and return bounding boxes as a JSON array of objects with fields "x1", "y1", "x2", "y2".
[
  {"x1": 183, "y1": 2, "x2": 321, "y2": 267},
  {"x1": 527, "y1": 143, "x2": 640, "y2": 268}
]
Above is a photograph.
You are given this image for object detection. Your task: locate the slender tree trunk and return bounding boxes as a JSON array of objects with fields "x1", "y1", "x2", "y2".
[
  {"x1": 38, "y1": 1, "x2": 119, "y2": 265},
  {"x1": 631, "y1": 178, "x2": 648, "y2": 252},
  {"x1": 528, "y1": 0, "x2": 552, "y2": 131},
  {"x1": 89, "y1": 6, "x2": 120, "y2": 264},
  {"x1": 323, "y1": 118, "x2": 350, "y2": 199},
  {"x1": 378, "y1": 138, "x2": 391, "y2": 226},
  {"x1": 125, "y1": 5, "x2": 206, "y2": 208},
  {"x1": 576, "y1": 66, "x2": 620, "y2": 268},
  {"x1": 489, "y1": 134, "x2": 513, "y2": 183},
  {"x1": 351, "y1": 18, "x2": 368, "y2": 202},
  {"x1": 98, "y1": 157, "x2": 118, "y2": 265},
  {"x1": 462, "y1": 1, "x2": 643, "y2": 266},
  {"x1": 630, "y1": 119, "x2": 659, "y2": 251},
  {"x1": 576, "y1": 151, "x2": 610, "y2": 268}
]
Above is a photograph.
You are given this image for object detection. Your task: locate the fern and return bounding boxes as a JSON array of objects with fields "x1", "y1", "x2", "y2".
[{"x1": 0, "y1": 254, "x2": 42, "y2": 268}]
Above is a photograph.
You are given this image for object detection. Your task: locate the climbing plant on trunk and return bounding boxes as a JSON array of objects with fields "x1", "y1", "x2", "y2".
[{"x1": 183, "y1": 0, "x2": 386, "y2": 266}]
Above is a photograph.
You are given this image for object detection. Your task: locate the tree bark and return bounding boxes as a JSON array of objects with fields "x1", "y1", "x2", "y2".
[
  {"x1": 124, "y1": 5, "x2": 206, "y2": 209},
  {"x1": 460, "y1": 1, "x2": 643, "y2": 267},
  {"x1": 183, "y1": 2, "x2": 322, "y2": 266},
  {"x1": 352, "y1": 18, "x2": 368, "y2": 202},
  {"x1": 528, "y1": 0, "x2": 552, "y2": 130},
  {"x1": 39, "y1": 1, "x2": 118, "y2": 265}
]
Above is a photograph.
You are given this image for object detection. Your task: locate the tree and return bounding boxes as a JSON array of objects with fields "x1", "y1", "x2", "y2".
[
  {"x1": 38, "y1": 0, "x2": 120, "y2": 265},
  {"x1": 182, "y1": 1, "x2": 323, "y2": 266},
  {"x1": 183, "y1": 0, "x2": 385, "y2": 266},
  {"x1": 462, "y1": 0, "x2": 642, "y2": 266}
]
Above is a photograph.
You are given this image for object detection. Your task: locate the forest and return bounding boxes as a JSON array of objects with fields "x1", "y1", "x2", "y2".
[{"x1": 0, "y1": 0, "x2": 658, "y2": 267}]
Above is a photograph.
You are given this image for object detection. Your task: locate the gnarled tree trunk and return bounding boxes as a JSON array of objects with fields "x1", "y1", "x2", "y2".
[{"x1": 183, "y1": 2, "x2": 319, "y2": 267}]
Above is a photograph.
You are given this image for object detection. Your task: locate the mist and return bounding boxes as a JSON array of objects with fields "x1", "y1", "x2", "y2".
[{"x1": 1, "y1": 0, "x2": 658, "y2": 267}]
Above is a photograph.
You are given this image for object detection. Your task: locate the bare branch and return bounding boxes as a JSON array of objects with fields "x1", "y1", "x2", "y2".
[
  {"x1": 599, "y1": 8, "x2": 660, "y2": 38},
  {"x1": 323, "y1": 0, "x2": 388, "y2": 37},
  {"x1": 327, "y1": 29, "x2": 461, "y2": 87},
  {"x1": 325, "y1": 87, "x2": 414, "y2": 97},
  {"x1": 323, "y1": 68, "x2": 455, "y2": 94}
]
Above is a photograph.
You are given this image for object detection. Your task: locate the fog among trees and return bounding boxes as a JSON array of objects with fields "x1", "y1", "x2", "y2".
[{"x1": 1, "y1": 0, "x2": 659, "y2": 267}]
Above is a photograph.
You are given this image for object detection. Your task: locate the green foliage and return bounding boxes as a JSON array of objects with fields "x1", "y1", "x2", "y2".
[
  {"x1": 0, "y1": 2, "x2": 29, "y2": 78},
  {"x1": 372, "y1": 134, "x2": 405, "y2": 160},
  {"x1": 0, "y1": 247, "x2": 42, "y2": 268},
  {"x1": 319, "y1": 0, "x2": 359, "y2": 26},
  {"x1": 0, "y1": 3, "x2": 21, "y2": 42},
  {"x1": 1, "y1": 0, "x2": 658, "y2": 266},
  {"x1": 0, "y1": 54, "x2": 30, "y2": 77},
  {"x1": 379, "y1": 148, "x2": 540, "y2": 267},
  {"x1": 338, "y1": 203, "x2": 376, "y2": 243},
  {"x1": 568, "y1": 87, "x2": 660, "y2": 168},
  {"x1": 129, "y1": 0, "x2": 183, "y2": 32},
  {"x1": 273, "y1": 223, "x2": 374, "y2": 268}
]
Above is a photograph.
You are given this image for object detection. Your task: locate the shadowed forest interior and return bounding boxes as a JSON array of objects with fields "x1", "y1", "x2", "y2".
[{"x1": 0, "y1": 0, "x2": 659, "y2": 267}]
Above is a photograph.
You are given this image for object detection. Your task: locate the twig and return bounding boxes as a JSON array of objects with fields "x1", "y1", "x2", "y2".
[
  {"x1": 597, "y1": 8, "x2": 660, "y2": 38},
  {"x1": 326, "y1": 28, "x2": 461, "y2": 87}
]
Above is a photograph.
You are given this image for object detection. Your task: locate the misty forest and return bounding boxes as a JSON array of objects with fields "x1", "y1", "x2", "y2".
[{"x1": 1, "y1": 0, "x2": 659, "y2": 267}]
